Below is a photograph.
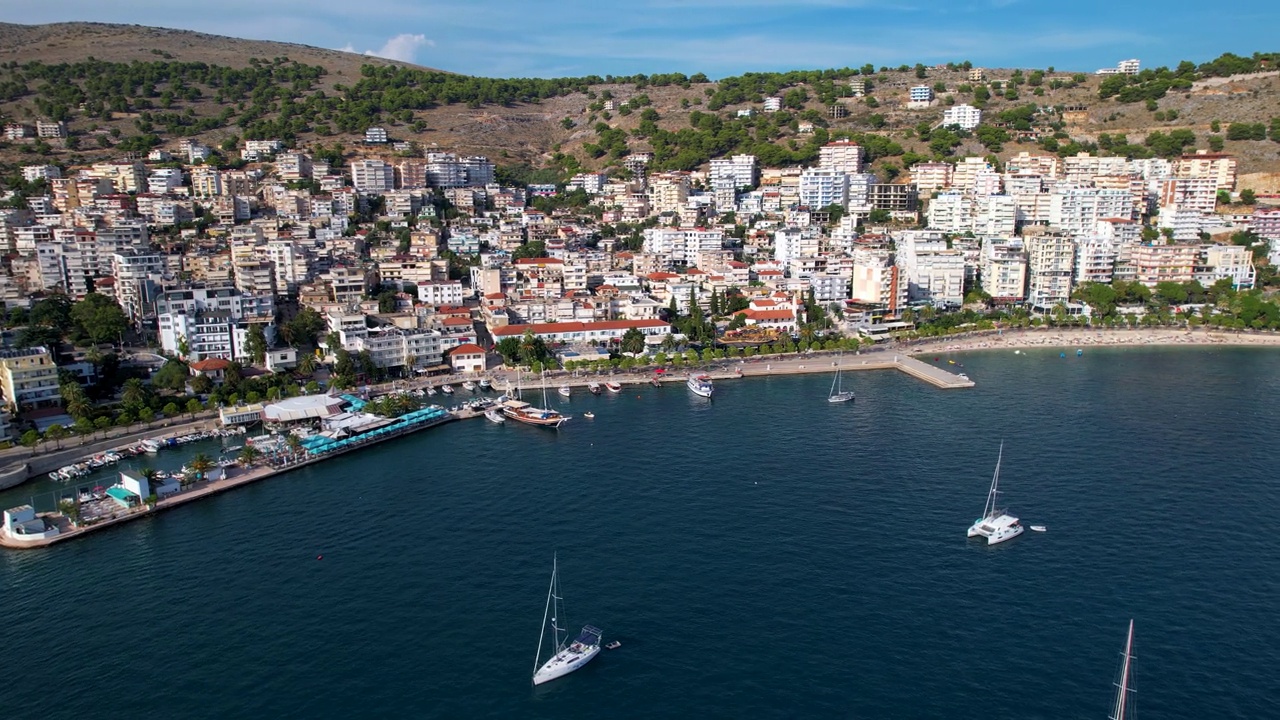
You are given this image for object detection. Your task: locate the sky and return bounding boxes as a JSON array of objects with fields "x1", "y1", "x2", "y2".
[{"x1": 8, "y1": 1, "x2": 1276, "y2": 78}]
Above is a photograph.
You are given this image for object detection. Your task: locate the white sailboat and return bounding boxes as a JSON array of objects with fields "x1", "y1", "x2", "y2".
[
  {"x1": 533, "y1": 555, "x2": 602, "y2": 686},
  {"x1": 828, "y1": 353, "x2": 855, "y2": 403},
  {"x1": 966, "y1": 441, "x2": 1025, "y2": 545},
  {"x1": 1109, "y1": 620, "x2": 1136, "y2": 720}
]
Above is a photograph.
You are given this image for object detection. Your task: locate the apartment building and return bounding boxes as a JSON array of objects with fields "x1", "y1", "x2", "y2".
[
  {"x1": 1159, "y1": 177, "x2": 1218, "y2": 215},
  {"x1": 980, "y1": 239, "x2": 1028, "y2": 301},
  {"x1": 1129, "y1": 244, "x2": 1199, "y2": 287},
  {"x1": 1074, "y1": 239, "x2": 1119, "y2": 286},
  {"x1": 1049, "y1": 187, "x2": 1135, "y2": 236},
  {"x1": 350, "y1": 159, "x2": 395, "y2": 194},
  {"x1": 0, "y1": 347, "x2": 61, "y2": 411},
  {"x1": 911, "y1": 162, "x2": 954, "y2": 195},
  {"x1": 111, "y1": 251, "x2": 165, "y2": 326},
  {"x1": 1025, "y1": 232, "x2": 1075, "y2": 306},
  {"x1": 1174, "y1": 152, "x2": 1237, "y2": 192},
  {"x1": 942, "y1": 104, "x2": 982, "y2": 131},
  {"x1": 818, "y1": 141, "x2": 866, "y2": 175},
  {"x1": 896, "y1": 232, "x2": 965, "y2": 305},
  {"x1": 1197, "y1": 244, "x2": 1255, "y2": 289},
  {"x1": 798, "y1": 169, "x2": 849, "y2": 210},
  {"x1": 850, "y1": 248, "x2": 904, "y2": 313},
  {"x1": 709, "y1": 155, "x2": 759, "y2": 191},
  {"x1": 648, "y1": 172, "x2": 691, "y2": 215}
]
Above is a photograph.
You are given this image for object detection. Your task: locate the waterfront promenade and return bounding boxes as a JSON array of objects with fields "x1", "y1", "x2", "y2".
[{"x1": 0, "y1": 413, "x2": 457, "y2": 550}]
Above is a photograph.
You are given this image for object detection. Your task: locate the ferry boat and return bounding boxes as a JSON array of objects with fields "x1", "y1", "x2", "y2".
[
  {"x1": 687, "y1": 374, "x2": 714, "y2": 398},
  {"x1": 462, "y1": 381, "x2": 478, "y2": 392},
  {"x1": 605, "y1": 381, "x2": 623, "y2": 393},
  {"x1": 587, "y1": 382, "x2": 602, "y2": 395},
  {"x1": 967, "y1": 442, "x2": 1025, "y2": 545}
]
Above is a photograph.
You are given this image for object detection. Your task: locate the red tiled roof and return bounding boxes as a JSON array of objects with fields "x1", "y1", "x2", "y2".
[
  {"x1": 484, "y1": 292, "x2": 505, "y2": 300},
  {"x1": 442, "y1": 317, "x2": 473, "y2": 326},
  {"x1": 191, "y1": 358, "x2": 231, "y2": 372},
  {"x1": 647, "y1": 272, "x2": 679, "y2": 281},
  {"x1": 514, "y1": 257, "x2": 562, "y2": 265},
  {"x1": 451, "y1": 343, "x2": 485, "y2": 355},
  {"x1": 492, "y1": 319, "x2": 669, "y2": 338},
  {"x1": 742, "y1": 309, "x2": 795, "y2": 321}
]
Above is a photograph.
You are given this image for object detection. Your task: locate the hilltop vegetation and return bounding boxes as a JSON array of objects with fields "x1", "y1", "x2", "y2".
[{"x1": 0, "y1": 22, "x2": 1277, "y2": 186}]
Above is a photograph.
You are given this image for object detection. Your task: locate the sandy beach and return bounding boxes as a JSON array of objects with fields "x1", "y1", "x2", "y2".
[{"x1": 904, "y1": 328, "x2": 1280, "y2": 356}]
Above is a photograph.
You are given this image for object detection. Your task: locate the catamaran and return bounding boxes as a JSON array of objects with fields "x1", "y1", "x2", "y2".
[
  {"x1": 966, "y1": 442, "x2": 1025, "y2": 545},
  {"x1": 687, "y1": 374, "x2": 714, "y2": 398},
  {"x1": 828, "y1": 353, "x2": 855, "y2": 403},
  {"x1": 533, "y1": 556, "x2": 602, "y2": 686},
  {"x1": 1109, "y1": 620, "x2": 1136, "y2": 720},
  {"x1": 503, "y1": 371, "x2": 569, "y2": 428}
]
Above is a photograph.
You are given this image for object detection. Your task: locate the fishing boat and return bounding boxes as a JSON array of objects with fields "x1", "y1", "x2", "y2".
[
  {"x1": 533, "y1": 556, "x2": 602, "y2": 686},
  {"x1": 966, "y1": 442, "x2": 1025, "y2": 545},
  {"x1": 558, "y1": 385, "x2": 572, "y2": 398},
  {"x1": 440, "y1": 384, "x2": 455, "y2": 395},
  {"x1": 587, "y1": 382, "x2": 602, "y2": 395},
  {"x1": 687, "y1": 374, "x2": 714, "y2": 398},
  {"x1": 1109, "y1": 620, "x2": 1136, "y2": 720},
  {"x1": 827, "y1": 354, "x2": 855, "y2": 404},
  {"x1": 503, "y1": 372, "x2": 569, "y2": 429},
  {"x1": 484, "y1": 408, "x2": 506, "y2": 424},
  {"x1": 462, "y1": 381, "x2": 478, "y2": 392},
  {"x1": 479, "y1": 378, "x2": 493, "y2": 391},
  {"x1": 605, "y1": 381, "x2": 623, "y2": 393}
]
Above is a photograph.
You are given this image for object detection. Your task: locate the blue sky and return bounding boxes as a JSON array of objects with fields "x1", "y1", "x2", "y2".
[{"x1": 10, "y1": 1, "x2": 1276, "y2": 78}]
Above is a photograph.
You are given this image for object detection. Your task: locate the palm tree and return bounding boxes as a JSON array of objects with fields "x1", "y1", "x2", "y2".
[
  {"x1": 285, "y1": 434, "x2": 304, "y2": 458},
  {"x1": 238, "y1": 445, "x2": 263, "y2": 468},
  {"x1": 187, "y1": 452, "x2": 215, "y2": 485},
  {"x1": 139, "y1": 467, "x2": 160, "y2": 487},
  {"x1": 61, "y1": 382, "x2": 91, "y2": 421},
  {"x1": 122, "y1": 378, "x2": 147, "y2": 409},
  {"x1": 297, "y1": 353, "x2": 317, "y2": 376}
]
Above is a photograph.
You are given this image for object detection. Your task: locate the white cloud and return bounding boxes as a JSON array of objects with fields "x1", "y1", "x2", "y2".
[{"x1": 339, "y1": 33, "x2": 433, "y2": 63}]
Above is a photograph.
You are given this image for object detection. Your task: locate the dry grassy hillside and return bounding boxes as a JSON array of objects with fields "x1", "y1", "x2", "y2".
[{"x1": 0, "y1": 23, "x2": 1276, "y2": 186}]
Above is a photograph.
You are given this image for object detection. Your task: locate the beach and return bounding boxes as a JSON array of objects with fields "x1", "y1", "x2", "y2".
[{"x1": 904, "y1": 327, "x2": 1280, "y2": 356}]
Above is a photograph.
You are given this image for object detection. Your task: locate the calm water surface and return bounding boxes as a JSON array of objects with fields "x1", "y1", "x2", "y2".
[{"x1": 3, "y1": 347, "x2": 1278, "y2": 719}]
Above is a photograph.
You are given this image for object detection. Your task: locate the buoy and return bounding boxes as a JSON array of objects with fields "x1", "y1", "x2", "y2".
[{"x1": 317, "y1": 555, "x2": 323, "y2": 560}]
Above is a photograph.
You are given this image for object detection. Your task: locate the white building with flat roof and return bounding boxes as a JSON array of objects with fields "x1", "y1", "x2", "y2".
[
  {"x1": 980, "y1": 239, "x2": 1028, "y2": 302},
  {"x1": 896, "y1": 232, "x2": 965, "y2": 305},
  {"x1": 1025, "y1": 233, "x2": 1075, "y2": 306},
  {"x1": 942, "y1": 104, "x2": 982, "y2": 131}
]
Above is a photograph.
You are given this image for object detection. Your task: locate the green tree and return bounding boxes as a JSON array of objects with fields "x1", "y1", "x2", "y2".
[
  {"x1": 162, "y1": 402, "x2": 180, "y2": 417},
  {"x1": 190, "y1": 373, "x2": 214, "y2": 396},
  {"x1": 620, "y1": 327, "x2": 646, "y2": 355},
  {"x1": 93, "y1": 416, "x2": 111, "y2": 436},
  {"x1": 151, "y1": 359, "x2": 190, "y2": 393},
  {"x1": 1240, "y1": 189, "x2": 1257, "y2": 205},
  {"x1": 244, "y1": 324, "x2": 268, "y2": 365},
  {"x1": 186, "y1": 398, "x2": 204, "y2": 416},
  {"x1": 71, "y1": 292, "x2": 129, "y2": 345},
  {"x1": 138, "y1": 407, "x2": 155, "y2": 424},
  {"x1": 238, "y1": 444, "x2": 263, "y2": 467},
  {"x1": 60, "y1": 381, "x2": 92, "y2": 421},
  {"x1": 284, "y1": 308, "x2": 325, "y2": 349},
  {"x1": 19, "y1": 429, "x2": 41, "y2": 447},
  {"x1": 188, "y1": 452, "x2": 215, "y2": 483},
  {"x1": 45, "y1": 423, "x2": 68, "y2": 449},
  {"x1": 121, "y1": 378, "x2": 147, "y2": 410}
]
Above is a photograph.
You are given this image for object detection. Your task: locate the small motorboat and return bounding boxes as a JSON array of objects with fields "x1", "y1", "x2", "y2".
[
  {"x1": 479, "y1": 378, "x2": 492, "y2": 390},
  {"x1": 587, "y1": 382, "x2": 602, "y2": 395},
  {"x1": 558, "y1": 385, "x2": 572, "y2": 398},
  {"x1": 650, "y1": 377, "x2": 662, "y2": 388},
  {"x1": 606, "y1": 381, "x2": 623, "y2": 393},
  {"x1": 485, "y1": 409, "x2": 506, "y2": 424},
  {"x1": 1030, "y1": 525, "x2": 1047, "y2": 532},
  {"x1": 605, "y1": 641, "x2": 621, "y2": 650},
  {"x1": 583, "y1": 411, "x2": 595, "y2": 419},
  {"x1": 462, "y1": 381, "x2": 478, "y2": 392},
  {"x1": 426, "y1": 386, "x2": 437, "y2": 396},
  {"x1": 440, "y1": 384, "x2": 455, "y2": 395}
]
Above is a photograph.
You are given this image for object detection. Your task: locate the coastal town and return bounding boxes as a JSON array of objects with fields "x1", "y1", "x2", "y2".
[{"x1": 2, "y1": 52, "x2": 1280, "y2": 548}]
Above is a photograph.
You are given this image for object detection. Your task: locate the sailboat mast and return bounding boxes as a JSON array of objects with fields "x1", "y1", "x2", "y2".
[
  {"x1": 1110, "y1": 619, "x2": 1135, "y2": 720},
  {"x1": 534, "y1": 555, "x2": 557, "y2": 675},
  {"x1": 983, "y1": 441, "x2": 1004, "y2": 518}
]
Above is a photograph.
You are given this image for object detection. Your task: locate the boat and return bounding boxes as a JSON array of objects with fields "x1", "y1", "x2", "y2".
[
  {"x1": 503, "y1": 372, "x2": 569, "y2": 429},
  {"x1": 587, "y1": 382, "x2": 602, "y2": 395},
  {"x1": 462, "y1": 381, "x2": 478, "y2": 392},
  {"x1": 533, "y1": 556, "x2": 602, "y2": 686},
  {"x1": 650, "y1": 376, "x2": 662, "y2": 388},
  {"x1": 605, "y1": 381, "x2": 623, "y2": 393},
  {"x1": 484, "y1": 409, "x2": 506, "y2": 424},
  {"x1": 583, "y1": 411, "x2": 595, "y2": 419},
  {"x1": 479, "y1": 379, "x2": 492, "y2": 391},
  {"x1": 605, "y1": 640, "x2": 622, "y2": 650},
  {"x1": 1109, "y1": 620, "x2": 1136, "y2": 720},
  {"x1": 687, "y1": 374, "x2": 714, "y2": 398},
  {"x1": 558, "y1": 385, "x2": 572, "y2": 398},
  {"x1": 1030, "y1": 525, "x2": 1046, "y2": 532},
  {"x1": 141, "y1": 439, "x2": 162, "y2": 454},
  {"x1": 440, "y1": 384, "x2": 455, "y2": 395},
  {"x1": 966, "y1": 442, "x2": 1025, "y2": 545},
  {"x1": 426, "y1": 386, "x2": 437, "y2": 396},
  {"x1": 827, "y1": 354, "x2": 855, "y2": 404}
]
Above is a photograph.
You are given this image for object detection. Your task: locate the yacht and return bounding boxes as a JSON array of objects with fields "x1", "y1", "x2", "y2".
[
  {"x1": 503, "y1": 372, "x2": 569, "y2": 429},
  {"x1": 587, "y1": 382, "x2": 602, "y2": 395},
  {"x1": 605, "y1": 381, "x2": 623, "y2": 393},
  {"x1": 1109, "y1": 620, "x2": 1136, "y2": 720},
  {"x1": 533, "y1": 556, "x2": 602, "y2": 685},
  {"x1": 966, "y1": 442, "x2": 1025, "y2": 545},
  {"x1": 827, "y1": 352, "x2": 854, "y2": 403},
  {"x1": 558, "y1": 385, "x2": 572, "y2": 398},
  {"x1": 687, "y1": 374, "x2": 714, "y2": 398}
]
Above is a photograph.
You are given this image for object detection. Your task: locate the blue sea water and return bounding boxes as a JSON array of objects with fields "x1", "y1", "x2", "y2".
[{"x1": 2, "y1": 347, "x2": 1279, "y2": 719}]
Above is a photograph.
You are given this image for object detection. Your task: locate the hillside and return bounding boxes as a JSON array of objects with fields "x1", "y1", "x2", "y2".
[{"x1": 0, "y1": 23, "x2": 1277, "y2": 191}]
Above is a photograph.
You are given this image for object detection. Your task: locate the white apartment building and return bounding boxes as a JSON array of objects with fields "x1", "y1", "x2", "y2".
[
  {"x1": 1198, "y1": 244, "x2": 1255, "y2": 289},
  {"x1": 21, "y1": 165, "x2": 61, "y2": 182},
  {"x1": 347, "y1": 326, "x2": 444, "y2": 371},
  {"x1": 942, "y1": 104, "x2": 982, "y2": 131},
  {"x1": 112, "y1": 251, "x2": 165, "y2": 326},
  {"x1": 1159, "y1": 177, "x2": 1218, "y2": 216},
  {"x1": 158, "y1": 311, "x2": 253, "y2": 362},
  {"x1": 1005, "y1": 152, "x2": 1060, "y2": 177},
  {"x1": 911, "y1": 162, "x2": 954, "y2": 195},
  {"x1": 1074, "y1": 238, "x2": 1119, "y2": 286},
  {"x1": 909, "y1": 85, "x2": 935, "y2": 103},
  {"x1": 763, "y1": 97, "x2": 782, "y2": 113},
  {"x1": 798, "y1": 169, "x2": 849, "y2": 210},
  {"x1": 1049, "y1": 187, "x2": 1135, "y2": 236},
  {"x1": 818, "y1": 141, "x2": 866, "y2": 175},
  {"x1": 773, "y1": 227, "x2": 820, "y2": 265},
  {"x1": 425, "y1": 153, "x2": 495, "y2": 188},
  {"x1": 1063, "y1": 153, "x2": 1129, "y2": 184},
  {"x1": 976, "y1": 195, "x2": 1018, "y2": 236},
  {"x1": 980, "y1": 239, "x2": 1028, "y2": 301},
  {"x1": 156, "y1": 286, "x2": 276, "y2": 322},
  {"x1": 418, "y1": 280, "x2": 465, "y2": 306},
  {"x1": 1173, "y1": 152, "x2": 1237, "y2": 192},
  {"x1": 350, "y1": 159, "x2": 395, "y2": 194},
  {"x1": 641, "y1": 228, "x2": 725, "y2": 265},
  {"x1": 1025, "y1": 233, "x2": 1075, "y2": 306},
  {"x1": 951, "y1": 158, "x2": 995, "y2": 194},
  {"x1": 648, "y1": 172, "x2": 691, "y2": 215},
  {"x1": 809, "y1": 272, "x2": 850, "y2": 304},
  {"x1": 709, "y1": 155, "x2": 759, "y2": 191},
  {"x1": 896, "y1": 232, "x2": 965, "y2": 305},
  {"x1": 927, "y1": 193, "x2": 973, "y2": 233}
]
